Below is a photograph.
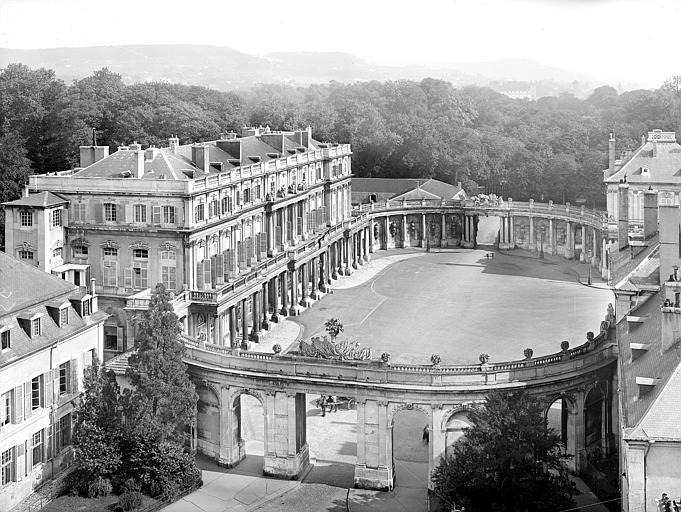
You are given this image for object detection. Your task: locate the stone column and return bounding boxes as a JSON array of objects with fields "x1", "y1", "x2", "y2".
[
  {"x1": 430, "y1": 406, "x2": 445, "y2": 491},
  {"x1": 499, "y1": 216, "x2": 506, "y2": 247},
  {"x1": 280, "y1": 272, "x2": 289, "y2": 316},
  {"x1": 509, "y1": 215, "x2": 515, "y2": 247},
  {"x1": 345, "y1": 237, "x2": 353, "y2": 275},
  {"x1": 270, "y1": 277, "x2": 279, "y2": 323},
  {"x1": 229, "y1": 307, "x2": 237, "y2": 347},
  {"x1": 352, "y1": 233, "x2": 359, "y2": 269},
  {"x1": 401, "y1": 215, "x2": 407, "y2": 248},
  {"x1": 263, "y1": 392, "x2": 310, "y2": 479},
  {"x1": 240, "y1": 298, "x2": 248, "y2": 348},
  {"x1": 250, "y1": 291, "x2": 261, "y2": 341},
  {"x1": 217, "y1": 313, "x2": 225, "y2": 345},
  {"x1": 529, "y1": 216, "x2": 534, "y2": 249},
  {"x1": 310, "y1": 258, "x2": 319, "y2": 299},
  {"x1": 369, "y1": 218, "x2": 375, "y2": 253},
  {"x1": 331, "y1": 243, "x2": 339, "y2": 280},
  {"x1": 218, "y1": 386, "x2": 245, "y2": 467},
  {"x1": 549, "y1": 218, "x2": 554, "y2": 254},
  {"x1": 299, "y1": 263, "x2": 309, "y2": 307},
  {"x1": 188, "y1": 241, "x2": 196, "y2": 289},
  {"x1": 319, "y1": 254, "x2": 327, "y2": 292},
  {"x1": 262, "y1": 281, "x2": 270, "y2": 330},
  {"x1": 354, "y1": 400, "x2": 393, "y2": 491},
  {"x1": 566, "y1": 221, "x2": 574, "y2": 259},
  {"x1": 592, "y1": 229, "x2": 598, "y2": 266},
  {"x1": 288, "y1": 268, "x2": 299, "y2": 315},
  {"x1": 601, "y1": 237, "x2": 608, "y2": 279},
  {"x1": 325, "y1": 250, "x2": 332, "y2": 286},
  {"x1": 421, "y1": 213, "x2": 427, "y2": 247},
  {"x1": 384, "y1": 216, "x2": 390, "y2": 249},
  {"x1": 267, "y1": 212, "x2": 275, "y2": 256},
  {"x1": 581, "y1": 225, "x2": 587, "y2": 262},
  {"x1": 441, "y1": 213, "x2": 447, "y2": 247}
]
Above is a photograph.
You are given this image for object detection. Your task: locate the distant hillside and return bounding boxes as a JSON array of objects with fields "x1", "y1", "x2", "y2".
[{"x1": 0, "y1": 44, "x2": 605, "y2": 93}]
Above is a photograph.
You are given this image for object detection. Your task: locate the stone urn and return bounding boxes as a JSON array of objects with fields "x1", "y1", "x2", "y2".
[
  {"x1": 380, "y1": 352, "x2": 391, "y2": 364},
  {"x1": 479, "y1": 353, "x2": 490, "y2": 364},
  {"x1": 560, "y1": 340, "x2": 570, "y2": 352},
  {"x1": 586, "y1": 332, "x2": 595, "y2": 347},
  {"x1": 273, "y1": 343, "x2": 282, "y2": 355},
  {"x1": 523, "y1": 348, "x2": 534, "y2": 360},
  {"x1": 430, "y1": 354, "x2": 441, "y2": 366}
]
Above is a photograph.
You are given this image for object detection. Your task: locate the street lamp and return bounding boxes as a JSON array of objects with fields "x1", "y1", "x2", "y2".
[{"x1": 587, "y1": 250, "x2": 592, "y2": 285}]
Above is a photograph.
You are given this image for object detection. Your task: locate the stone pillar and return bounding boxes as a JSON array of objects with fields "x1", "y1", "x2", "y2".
[
  {"x1": 529, "y1": 216, "x2": 534, "y2": 249},
  {"x1": 331, "y1": 243, "x2": 339, "y2": 280},
  {"x1": 240, "y1": 298, "x2": 249, "y2": 348},
  {"x1": 280, "y1": 272, "x2": 289, "y2": 316},
  {"x1": 384, "y1": 216, "x2": 390, "y2": 249},
  {"x1": 299, "y1": 263, "x2": 309, "y2": 307},
  {"x1": 369, "y1": 219, "x2": 375, "y2": 253},
  {"x1": 262, "y1": 281, "x2": 270, "y2": 330},
  {"x1": 402, "y1": 215, "x2": 407, "y2": 248},
  {"x1": 509, "y1": 215, "x2": 515, "y2": 247},
  {"x1": 218, "y1": 386, "x2": 245, "y2": 467},
  {"x1": 325, "y1": 250, "x2": 331, "y2": 286},
  {"x1": 267, "y1": 212, "x2": 276, "y2": 256},
  {"x1": 430, "y1": 406, "x2": 445, "y2": 491},
  {"x1": 566, "y1": 221, "x2": 574, "y2": 259},
  {"x1": 319, "y1": 254, "x2": 327, "y2": 293},
  {"x1": 270, "y1": 277, "x2": 279, "y2": 323},
  {"x1": 592, "y1": 229, "x2": 598, "y2": 267},
  {"x1": 345, "y1": 237, "x2": 352, "y2": 275},
  {"x1": 217, "y1": 313, "x2": 225, "y2": 345},
  {"x1": 281, "y1": 207, "x2": 288, "y2": 249},
  {"x1": 363, "y1": 226, "x2": 370, "y2": 262},
  {"x1": 570, "y1": 390, "x2": 586, "y2": 473},
  {"x1": 289, "y1": 269, "x2": 299, "y2": 316},
  {"x1": 263, "y1": 392, "x2": 310, "y2": 479},
  {"x1": 310, "y1": 258, "x2": 319, "y2": 300},
  {"x1": 250, "y1": 291, "x2": 261, "y2": 341},
  {"x1": 352, "y1": 233, "x2": 359, "y2": 269},
  {"x1": 354, "y1": 400, "x2": 393, "y2": 491},
  {"x1": 499, "y1": 216, "x2": 506, "y2": 247},
  {"x1": 421, "y1": 213, "x2": 427, "y2": 247},
  {"x1": 441, "y1": 213, "x2": 447, "y2": 247},
  {"x1": 188, "y1": 241, "x2": 196, "y2": 289},
  {"x1": 549, "y1": 218, "x2": 554, "y2": 254},
  {"x1": 229, "y1": 307, "x2": 237, "y2": 347},
  {"x1": 581, "y1": 225, "x2": 587, "y2": 262}
]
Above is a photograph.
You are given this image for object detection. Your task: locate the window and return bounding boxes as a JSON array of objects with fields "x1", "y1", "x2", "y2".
[
  {"x1": 59, "y1": 308, "x2": 68, "y2": 327},
  {"x1": 208, "y1": 199, "x2": 218, "y2": 218},
  {"x1": 81, "y1": 299, "x2": 91, "y2": 317},
  {"x1": 19, "y1": 251, "x2": 33, "y2": 261},
  {"x1": 32, "y1": 431, "x2": 43, "y2": 466},
  {"x1": 133, "y1": 264, "x2": 148, "y2": 288},
  {"x1": 195, "y1": 203, "x2": 205, "y2": 222},
  {"x1": 20, "y1": 210, "x2": 33, "y2": 227},
  {"x1": 1, "y1": 330, "x2": 9, "y2": 350},
  {"x1": 59, "y1": 362, "x2": 69, "y2": 395},
  {"x1": 104, "y1": 203, "x2": 117, "y2": 222},
  {"x1": 221, "y1": 196, "x2": 232, "y2": 214},
  {"x1": 244, "y1": 188, "x2": 251, "y2": 204},
  {"x1": 52, "y1": 247, "x2": 62, "y2": 260},
  {"x1": 133, "y1": 249, "x2": 148, "y2": 259},
  {"x1": 31, "y1": 375, "x2": 42, "y2": 410},
  {"x1": 52, "y1": 209, "x2": 62, "y2": 228},
  {"x1": 104, "y1": 326, "x2": 118, "y2": 350},
  {"x1": 1, "y1": 448, "x2": 11, "y2": 486},
  {"x1": 55, "y1": 414, "x2": 72, "y2": 453},
  {"x1": 31, "y1": 318, "x2": 41, "y2": 337},
  {"x1": 255, "y1": 185, "x2": 261, "y2": 200},
  {"x1": 102, "y1": 247, "x2": 118, "y2": 287},
  {"x1": 162, "y1": 206, "x2": 176, "y2": 224},
  {"x1": 134, "y1": 204, "x2": 147, "y2": 223},
  {"x1": 73, "y1": 245, "x2": 88, "y2": 258},
  {"x1": 1, "y1": 391, "x2": 11, "y2": 426},
  {"x1": 160, "y1": 250, "x2": 177, "y2": 291},
  {"x1": 71, "y1": 203, "x2": 87, "y2": 222}
]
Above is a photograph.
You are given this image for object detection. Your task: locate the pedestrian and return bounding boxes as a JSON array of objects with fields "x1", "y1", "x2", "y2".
[
  {"x1": 320, "y1": 395, "x2": 327, "y2": 417},
  {"x1": 423, "y1": 424, "x2": 429, "y2": 444},
  {"x1": 329, "y1": 395, "x2": 338, "y2": 413}
]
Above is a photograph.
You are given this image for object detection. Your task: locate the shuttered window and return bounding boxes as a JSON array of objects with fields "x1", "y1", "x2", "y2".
[{"x1": 160, "y1": 250, "x2": 177, "y2": 290}]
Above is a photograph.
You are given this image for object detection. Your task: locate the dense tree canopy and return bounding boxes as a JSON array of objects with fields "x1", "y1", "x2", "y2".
[
  {"x1": 3, "y1": 63, "x2": 681, "y2": 217},
  {"x1": 432, "y1": 390, "x2": 576, "y2": 512}
]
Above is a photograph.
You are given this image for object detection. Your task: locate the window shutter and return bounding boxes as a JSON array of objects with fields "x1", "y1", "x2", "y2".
[
  {"x1": 124, "y1": 268, "x2": 133, "y2": 289},
  {"x1": 215, "y1": 254, "x2": 224, "y2": 285},
  {"x1": 210, "y1": 255, "x2": 218, "y2": 287},
  {"x1": 117, "y1": 203, "x2": 124, "y2": 222},
  {"x1": 94, "y1": 202, "x2": 103, "y2": 223},
  {"x1": 14, "y1": 444, "x2": 23, "y2": 482},
  {"x1": 24, "y1": 382, "x2": 31, "y2": 419},
  {"x1": 152, "y1": 206, "x2": 161, "y2": 225},
  {"x1": 53, "y1": 369, "x2": 60, "y2": 404},
  {"x1": 45, "y1": 424, "x2": 53, "y2": 460},
  {"x1": 203, "y1": 259, "x2": 212, "y2": 288},
  {"x1": 195, "y1": 261, "x2": 204, "y2": 290},
  {"x1": 116, "y1": 327, "x2": 124, "y2": 352},
  {"x1": 69, "y1": 359, "x2": 78, "y2": 394},
  {"x1": 43, "y1": 370, "x2": 53, "y2": 407},
  {"x1": 13, "y1": 385, "x2": 23, "y2": 423},
  {"x1": 125, "y1": 204, "x2": 133, "y2": 223}
]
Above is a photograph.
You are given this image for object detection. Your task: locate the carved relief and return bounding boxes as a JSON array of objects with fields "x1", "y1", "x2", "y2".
[{"x1": 129, "y1": 240, "x2": 149, "y2": 250}]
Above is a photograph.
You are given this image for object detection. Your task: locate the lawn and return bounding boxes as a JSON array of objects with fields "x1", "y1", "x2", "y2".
[{"x1": 42, "y1": 494, "x2": 160, "y2": 512}]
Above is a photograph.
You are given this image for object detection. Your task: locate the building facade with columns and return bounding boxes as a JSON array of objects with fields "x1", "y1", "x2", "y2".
[
  {"x1": 0, "y1": 251, "x2": 106, "y2": 511},
  {"x1": 2, "y1": 126, "x2": 354, "y2": 359}
]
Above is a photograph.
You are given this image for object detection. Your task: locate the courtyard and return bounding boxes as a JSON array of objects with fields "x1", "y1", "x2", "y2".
[{"x1": 292, "y1": 248, "x2": 613, "y2": 364}]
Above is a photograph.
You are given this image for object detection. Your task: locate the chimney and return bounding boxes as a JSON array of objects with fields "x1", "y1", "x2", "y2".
[
  {"x1": 608, "y1": 133, "x2": 616, "y2": 176},
  {"x1": 653, "y1": 140, "x2": 659, "y2": 158},
  {"x1": 643, "y1": 188, "x2": 658, "y2": 240},
  {"x1": 618, "y1": 183, "x2": 629, "y2": 251},
  {"x1": 216, "y1": 139, "x2": 242, "y2": 162},
  {"x1": 24, "y1": 185, "x2": 29, "y2": 198},
  {"x1": 132, "y1": 146, "x2": 145, "y2": 178},
  {"x1": 658, "y1": 203, "x2": 681, "y2": 286},
  {"x1": 191, "y1": 144, "x2": 211, "y2": 174},
  {"x1": 303, "y1": 126, "x2": 312, "y2": 148},
  {"x1": 168, "y1": 136, "x2": 179, "y2": 154},
  {"x1": 219, "y1": 132, "x2": 237, "y2": 141},
  {"x1": 241, "y1": 126, "x2": 259, "y2": 137},
  {"x1": 129, "y1": 141, "x2": 142, "y2": 151},
  {"x1": 79, "y1": 145, "x2": 110, "y2": 168}
]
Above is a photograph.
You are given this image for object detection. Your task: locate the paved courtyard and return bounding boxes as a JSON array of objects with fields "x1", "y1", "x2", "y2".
[{"x1": 292, "y1": 249, "x2": 613, "y2": 364}]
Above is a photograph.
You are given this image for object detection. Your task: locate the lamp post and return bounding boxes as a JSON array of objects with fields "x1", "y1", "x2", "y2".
[{"x1": 587, "y1": 250, "x2": 592, "y2": 285}]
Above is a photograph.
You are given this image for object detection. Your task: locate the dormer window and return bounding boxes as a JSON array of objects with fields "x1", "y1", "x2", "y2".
[
  {"x1": 82, "y1": 299, "x2": 91, "y2": 317},
  {"x1": 31, "y1": 318, "x2": 41, "y2": 337},
  {"x1": 60, "y1": 307, "x2": 69, "y2": 326},
  {"x1": 0, "y1": 328, "x2": 10, "y2": 350},
  {"x1": 20, "y1": 210, "x2": 33, "y2": 227}
]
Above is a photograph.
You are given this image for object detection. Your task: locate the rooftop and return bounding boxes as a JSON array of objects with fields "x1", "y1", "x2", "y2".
[
  {"x1": 2, "y1": 191, "x2": 69, "y2": 208},
  {"x1": 351, "y1": 178, "x2": 465, "y2": 202},
  {"x1": 605, "y1": 130, "x2": 681, "y2": 185}
]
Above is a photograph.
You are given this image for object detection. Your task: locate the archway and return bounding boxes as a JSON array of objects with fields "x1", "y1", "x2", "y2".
[
  {"x1": 196, "y1": 384, "x2": 220, "y2": 460},
  {"x1": 545, "y1": 396, "x2": 575, "y2": 459},
  {"x1": 584, "y1": 387, "x2": 605, "y2": 462},
  {"x1": 444, "y1": 410, "x2": 472, "y2": 458},
  {"x1": 233, "y1": 391, "x2": 266, "y2": 473},
  {"x1": 475, "y1": 215, "x2": 501, "y2": 246},
  {"x1": 391, "y1": 407, "x2": 429, "y2": 492}
]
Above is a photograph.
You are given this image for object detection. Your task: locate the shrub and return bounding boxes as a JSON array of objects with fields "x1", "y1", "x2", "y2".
[
  {"x1": 118, "y1": 490, "x2": 144, "y2": 510},
  {"x1": 123, "y1": 478, "x2": 141, "y2": 493},
  {"x1": 87, "y1": 476, "x2": 112, "y2": 498}
]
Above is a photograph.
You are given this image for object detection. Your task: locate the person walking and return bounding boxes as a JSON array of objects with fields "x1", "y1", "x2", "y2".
[
  {"x1": 329, "y1": 395, "x2": 338, "y2": 413},
  {"x1": 423, "y1": 424, "x2": 429, "y2": 444},
  {"x1": 320, "y1": 395, "x2": 327, "y2": 417}
]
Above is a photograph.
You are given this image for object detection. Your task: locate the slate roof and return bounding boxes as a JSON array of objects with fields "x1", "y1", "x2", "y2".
[
  {"x1": 605, "y1": 133, "x2": 681, "y2": 185},
  {"x1": 2, "y1": 191, "x2": 69, "y2": 208},
  {"x1": 351, "y1": 178, "x2": 465, "y2": 203},
  {"x1": 0, "y1": 251, "x2": 107, "y2": 367},
  {"x1": 628, "y1": 360, "x2": 681, "y2": 440}
]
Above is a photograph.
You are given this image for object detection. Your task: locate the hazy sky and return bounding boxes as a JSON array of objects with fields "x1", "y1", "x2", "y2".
[{"x1": 0, "y1": 0, "x2": 678, "y2": 87}]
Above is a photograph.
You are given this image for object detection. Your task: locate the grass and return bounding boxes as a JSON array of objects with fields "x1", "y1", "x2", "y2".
[{"x1": 41, "y1": 494, "x2": 160, "y2": 512}]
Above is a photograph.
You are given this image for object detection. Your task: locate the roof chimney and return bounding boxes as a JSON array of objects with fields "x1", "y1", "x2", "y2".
[
  {"x1": 191, "y1": 144, "x2": 211, "y2": 174},
  {"x1": 608, "y1": 133, "x2": 616, "y2": 176},
  {"x1": 79, "y1": 145, "x2": 110, "y2": 168},
  {"x1": 618, "y1": 183, "x2": 629, "y2": 251},
  {"x1": 658, "y1": 202, "x2": 681, "y2": 287},
  {"x1": 643, "y1": 188, "x2": 658, "y2": 240},
  {"x1": 168, "y1": 136, "x2": 179, "y2": 155},
  {"x1": 129, "y1": 141, "x2": 142, "y2": 151},
  {"x1": 132, "y1": 146, "x2": 144, "y2": 178},
  {"x1": 216, "y1": 139, "x2": 242, "y2": 162}
]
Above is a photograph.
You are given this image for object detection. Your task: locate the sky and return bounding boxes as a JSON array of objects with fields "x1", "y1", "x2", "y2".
[{"x1": 0, "y1": 0, "x2": 678, "y2": 87}]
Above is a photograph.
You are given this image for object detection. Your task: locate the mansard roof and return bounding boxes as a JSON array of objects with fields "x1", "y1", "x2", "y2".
[
  {"x1": 605, "y1": 131, "x2": 681, "y2": 185},
  {"x1": 351, "y1": 178, "x2": 465, "y2": 203}
]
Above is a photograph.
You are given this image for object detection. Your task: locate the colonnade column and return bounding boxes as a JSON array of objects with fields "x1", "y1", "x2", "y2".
[
  {"x1": 280, "y1": 271, "x2": 289, "y2": 316},
  {"x1": 262, "y1": 391, "x2": 310, "y2": 479},
  {"x1": 310, "y1": 258, "x2": 319, "y2": 299},
  {"x1": 509, "y1": 215, "x2": 515, "y2": 247},
  {"x1": 364, "y1": 226, "x2": 370, "y2": 261},
  {"x1": 229, "y1": 306, "x2": 237, "y2": 348},
  {"x1": 529, "y1": 216, "x2": 534, "y2": 249},
  {"x1": 187, "y1": 241, "x2": 196, "y2": 290},
  {"x1": 353, "y1": 400, "x2": 393, "y2": 491},
  {"x1": 421, "y1": 213, "x2": 427, "y2": 248},
  {"x1": 401, "y1": 215, "x2": 407, "y2": 248},
  {"x1": 299, "y1": 263, "x2": 309, "y2": 307},
  {"x1": 344, "y1": 237, "x2": 352, "y2": 275},
  {"x1": 267, "y1": 212, "x2": 275, "y2": 256},
  {"x1": 441, "y1": 213, "x2": 447, "y2": 247},
  {"x1": 581, "y1": 225, "x2": 587, "y2": 262},
  {"x1": 384, "y1": 216, "x2": 390, "y2": 249},
  {"x1": 352, "y1": 233, "x2": 358, "y2": 269},
  {"x1": 331, "y1": 243, "x2": 339, "y2": 279},
  {"x1": 262, "y1": 281, "x2": 269, "y2": 330},
  {"x1": 289, "y1": 268, "x2": 299, "y2": 316},
  {"x1": 270, "y1": 276, "x2": 279, "y2": 323},
  {"x1": 592, "y1": 229, "x2": 598, "y2": 266},
  {"x1": 250, "y1": 291, "x2": 261, "y2": 341},
  {"x1": 240, "y1": 297, "x2": 248, "y2": 348},
  {"x1": 319, "y1": 254, "x2": 327, "y2": 292},
  {"x1": 325, "y1": 250, "x2": 332, "y2": 286},
  {"x1": 369, "y1": 219, "x2": 375, "y2": 253},
  {"x1": 217, "y1": 312, "x2": 224, "y2": 345},
  {"x1": 566, "y1": 221, "x2": 574, "y2": 259},
  {"x1": 549, "y1": 218, "x2": 554, "y2": 253}
]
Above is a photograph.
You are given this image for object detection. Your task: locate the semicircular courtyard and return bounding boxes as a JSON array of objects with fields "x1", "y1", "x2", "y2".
[{"x1": 290, "y1": 248, "x2": 612, "y2": 365}]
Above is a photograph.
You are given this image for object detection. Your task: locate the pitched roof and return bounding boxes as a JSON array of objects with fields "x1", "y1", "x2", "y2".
[
  {"x1": 2, "y1": 191, "x2": 68, "y2": 208},
  {"x1": 351, "y1": 178, "x2": 464, "y2": 200},
  {"x1": 628, "y1": 360, "x2": 681, "y2": 440},
  {"x1": 605, "y1": 131, "x2": 681, "y2": 185}
]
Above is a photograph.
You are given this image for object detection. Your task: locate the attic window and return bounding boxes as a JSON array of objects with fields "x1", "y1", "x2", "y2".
[
  {"x1": 228, "y1": 159, "x2": 241, "y2": 166},
  {"x1": 296, "y1": 147, "x2": 306, "y2": 153},
  {"x1": 121, "y1": 171, "x2": 133, "y2": 178},
  {"x1": 267, "y1": 153, "x2": 280, "y2": 159},
  {"x1": 31, "y1": 318, "x2": 41, "y2": 337},
  {"x1": 248, "y1": 156, "x2": 261, "y2": 163},
  {"x1": 641, "y1": 167, "x2": 650, "y2": 176},
  {"x1": 211, "y1": 162, "x2": 223, "y2": 171},
  {"x1": 0, "y1": 326, "x2": 11, "y2": 350},
  {"x1": 287, "y1": 149, "x2": 296, "y2": 155}
]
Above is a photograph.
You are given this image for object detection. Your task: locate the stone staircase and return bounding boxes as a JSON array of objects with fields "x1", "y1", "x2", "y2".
[{"x1": 9, "y1": 470, "x2": 71, "y2": 512}]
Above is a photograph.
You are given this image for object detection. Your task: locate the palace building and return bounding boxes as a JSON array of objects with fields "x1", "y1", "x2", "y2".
[
  {"x1": 0, "y1": 251, "x2": 106, "y2": 511},
  {"x1": 3, "y1": 126, "x2": 353, "y2": 360}
]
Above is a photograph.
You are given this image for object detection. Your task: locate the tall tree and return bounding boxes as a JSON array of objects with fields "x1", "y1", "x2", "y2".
[
  {"x1": 124, "y1": 284, "x2": 197, "y2": 444},
  {"x1": 432, "y1": 390, "x2": 576, "y2": 512}
]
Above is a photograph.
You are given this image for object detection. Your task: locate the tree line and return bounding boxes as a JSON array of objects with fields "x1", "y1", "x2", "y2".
[{"x1": 3, "y1": 63, "x2": 681, "y2": 217}]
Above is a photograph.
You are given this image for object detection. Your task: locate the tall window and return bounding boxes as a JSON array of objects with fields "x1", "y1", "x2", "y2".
[
  {"x1": 31, "y1": 375, "x2": 42, "y2": 410},
  {"x1": 55, "y1": 414, "x2": 72, "y2": 453},
  {"x1": 1, "y1": 448, "x2": 12, "y2": 486},
  {"x1": 133, "y1": 249, "x2": 148, "y2": 288},
  {"x1": 52, "y1": 209, "x2": 62, "y2": 227},
  {"x1": 160, "y1": 250, "x2": 177, "y2": 291},
  {"x1": 102, "y1": 247, "x2": 118, "y2": 287},
  {"x1": 19, "y1": 251, "x2": 33, "y2": 261},
  {"x1": 221, "y1": 196, "x2": 232, "y2": 214},
  {"x1": 208, "y1": 199, "x2": 218, "y2": 218},
  {"x1": 52, "y1": 247, "x2": 62, "y2": 260},
  {"x1": 71, "y1": 203, "x2": 87, "y2": 222},
  {"x1": 32, "y1": 431, "x2": 43, "y2": 466},
  {"x1": 162, "y1": 206, "x2": 176, "y2": 224},
  {"x1": 1, "y1": 330, "x2": 9, "y2": 350},
  {"x1": 1, "y1": 391, "x2": 12, "y2": 425},
  {"x1": 59, "y1": 307, "x2": 69, "y2": 327},
  {"x1": 81, "y1": 299, "x2": 91, "y2": 317},
  {"x1": 134, "y1": 204, "x2": 147, "y2": 223},
  {"x1": 104, "y1": 326, "x2": 118, "y2": 351},
  {"x1": 20, "y1": 210, "x2": 33, "y2": 227},
  {"x1": 104, "y1": 203, "x2": 117, "y2": 222},
  {"x1": 31, "y1": 318, "x2": 41, "y2": 337},
  {"x1": 243, "y1": 188, "x2": 251, "y2": 204},
  {"x1": 195, "y1": 203, "x2": 205, "y2": 222},
  {"x1": 73, "y1": 245, "x2": 88, "y2": 258},
  {"x1": 59, "y1": 362, "x2": 69, "y2": 395}
]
